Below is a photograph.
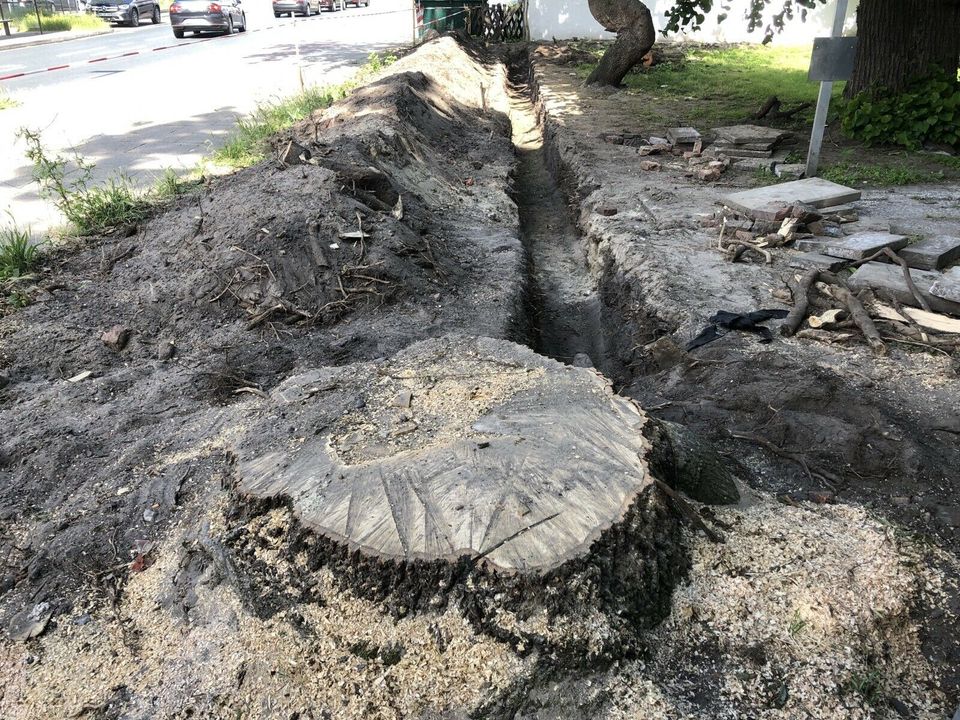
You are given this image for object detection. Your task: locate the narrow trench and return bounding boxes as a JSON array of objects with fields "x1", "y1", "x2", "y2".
[{"x1": 506, "y1": 68, "x2": 612, "y2": 375}]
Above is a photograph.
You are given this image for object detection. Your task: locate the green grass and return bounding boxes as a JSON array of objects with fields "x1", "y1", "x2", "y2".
[
  {"x1": 213, "y1": 51, "x2": 398, "y2": 168},
  {"x1": 17, "y1": 12, "x2": 107, "y2": 33},
  {"x1": 579, "y1": 44, "x2": 839, "y2": 128},
  {"x1": 0, "y1": 224, "x2": 41, "y2": 280},
  {"x1": 820, "y1": 162, "x2": 944, "y2": 187}
]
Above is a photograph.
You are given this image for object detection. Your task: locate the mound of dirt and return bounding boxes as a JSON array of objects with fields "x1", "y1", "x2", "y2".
[{"x1": 0, "y1": 36, "x2": 524, "y2": 647}]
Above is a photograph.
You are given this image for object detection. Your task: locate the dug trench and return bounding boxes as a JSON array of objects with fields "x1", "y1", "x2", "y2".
[{"x1": 0, "y1": 34, "x2": 956, "y2": 719}]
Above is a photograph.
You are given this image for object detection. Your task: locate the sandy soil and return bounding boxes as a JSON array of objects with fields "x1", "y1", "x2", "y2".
[{"x1": 0, "y1": 34, "x2": 957, "y2": 720}]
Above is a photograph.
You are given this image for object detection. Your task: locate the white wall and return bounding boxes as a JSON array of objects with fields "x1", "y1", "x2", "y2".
[{"x1": 526, "y1": 0, "x2": 858, "y2": 43}]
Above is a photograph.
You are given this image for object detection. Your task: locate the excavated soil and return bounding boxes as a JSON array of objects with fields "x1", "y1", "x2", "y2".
[{"x1": 0, "y1": 34, "x2": 957, "y2": 720}]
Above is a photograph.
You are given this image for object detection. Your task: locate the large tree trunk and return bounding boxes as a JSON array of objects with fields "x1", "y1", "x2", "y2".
[
  {"x1": 845, "y1": 0, "x2": 960, "y2": 98},
  {"x1": 586, "y1": 0, "x2": 656, "y2": 87}
]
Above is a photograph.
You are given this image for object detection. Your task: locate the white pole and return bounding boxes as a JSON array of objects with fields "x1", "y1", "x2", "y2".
[{"x1": 805, "y1": 0, "x2": 849, "y2": 178}]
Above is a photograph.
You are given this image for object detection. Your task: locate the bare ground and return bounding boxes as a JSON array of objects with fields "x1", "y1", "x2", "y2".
[{"x1": 0, "y1": 34, "x2": 957, "y2": 719}]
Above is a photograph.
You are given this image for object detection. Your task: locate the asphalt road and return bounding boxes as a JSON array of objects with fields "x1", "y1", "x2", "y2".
[{"x1": 0, "y1": 0, "x2": 414, "y2": 230}]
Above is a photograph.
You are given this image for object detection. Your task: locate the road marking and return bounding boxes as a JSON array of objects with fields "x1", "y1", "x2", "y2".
[{"x1": 0, "y1": 7, "x2": 407, "y2": 82}]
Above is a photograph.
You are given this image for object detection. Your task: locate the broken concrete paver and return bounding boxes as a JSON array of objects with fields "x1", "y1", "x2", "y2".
[
  {"x1": 712, "y1": 125, "x2": 791, "y2": 146},
  {"x1": 821, "y1": 232, "x2": 908, "y2": 260},
  {"x1": 666, "y1": 127, "x2": 700, "y2": 145},
  {"x1": 848, "y1": 262, "x2": 960, "y2": 315},
  {"x1": 788, "y1": 252, "x2": 849, "y2": 272},
  {"x1": 930, "y1": 266, "x2": 960, "y2": 303},
  {"x1": 899, "y1": 235, "x2": 960, "y2": 271},
  {"x1": 721, "y1": 178, "x2": 862, "y2": 220}
]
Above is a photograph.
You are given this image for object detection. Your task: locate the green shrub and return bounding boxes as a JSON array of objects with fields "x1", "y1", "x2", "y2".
[
  {"x1": 840, "y1": 69, "x2": 960, "y2": 150},
  {"x1": 18, "y1": 12, "x2": 107, "y2": 32},
  {"x1": 18, "y1": 128, "x2": 148, "y2": 235}
]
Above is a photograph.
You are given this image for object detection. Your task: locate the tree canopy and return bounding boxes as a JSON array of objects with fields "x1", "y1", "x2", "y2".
[{"x1": 662, "y1": 0, "x2": 829, "y2": 43}]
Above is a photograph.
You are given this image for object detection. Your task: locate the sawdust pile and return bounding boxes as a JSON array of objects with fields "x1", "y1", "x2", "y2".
[{"x1": 0, "y1": 495, "x2": 950, "y2": 719}]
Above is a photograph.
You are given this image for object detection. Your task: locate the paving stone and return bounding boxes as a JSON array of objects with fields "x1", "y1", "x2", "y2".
[
  {"x1": 666, "y1": 127, "x2": 701, "y2": 145},
  {"x1": 848, "y1": 262, "x2": 960, "y2": 316},
  {"x1": 713, "y1": 145, "x2": 774, "y2": 158},
  {"x1": 793, "y1": 237, "x2": 832, "y2": 252},
  {"x1": 930, "y1": 266, "x2": 960, "y2": 303},
  {"x1": 721, "y1": 178, "x2": 862, "y2": 220},
  {"x1": 821, "y1": 232, "x2": 908, "y2": 260},
  {"x1": 899, "y1": 235, "x2": 960, "y2": 270},
  {"x1": 712, "y1": 124, "x2": 790, "y2": 145},
  {"x1": 787, "y1": 252, "x2": 849, "y2": 272},
  {"x1": 889, "y1": 217, "x2": 960, "y2": 239}
]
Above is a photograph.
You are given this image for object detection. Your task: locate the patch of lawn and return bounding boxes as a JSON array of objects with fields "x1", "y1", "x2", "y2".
[
  {"x1": 578, "y1": 43, "x2": 839, "y2": 129},
  {"x1": 820, "y1": 162, "x2": 944, "y2": 187}
]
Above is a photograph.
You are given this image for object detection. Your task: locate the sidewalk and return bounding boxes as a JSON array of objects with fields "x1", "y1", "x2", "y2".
[{"x1": 0, "y1": 27, "x2": 113, "y2": 52}]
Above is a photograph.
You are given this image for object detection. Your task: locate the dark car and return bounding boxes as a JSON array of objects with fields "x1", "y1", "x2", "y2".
[
  {"x1": 272, "y1": 0, "x2": 319, "y2": 17},
  {"x1": 169, "y1": 0, "x2": 246, "y2": 37},
  {"x1": 87, "y1": 0, "x2": 162, "y2": 27}
]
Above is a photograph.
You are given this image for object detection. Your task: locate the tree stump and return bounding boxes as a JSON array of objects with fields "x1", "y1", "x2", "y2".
[{"x1": 231, "y1": 337, "x2": 687, "y2": 644}]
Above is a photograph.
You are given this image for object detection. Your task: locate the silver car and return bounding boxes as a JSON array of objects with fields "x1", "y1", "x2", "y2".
[{"x1": 169, "y1": 0, "x2": 247, "y2": 37}]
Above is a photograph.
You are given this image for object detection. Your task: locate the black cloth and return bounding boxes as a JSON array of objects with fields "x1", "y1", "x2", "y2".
[{"x1": 686, "y1": 309, "x2": 790, "y2": 351}]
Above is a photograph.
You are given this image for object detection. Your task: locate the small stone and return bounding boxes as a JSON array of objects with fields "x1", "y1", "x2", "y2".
[
  {"x1": 278, "y1": 139, "x2": 311, "y2": 166},
  {"x1": 389, "y1": 421, "x2": 418, "y2": 438},
  {"x1": 101, "y1": 325, "x2": 131, "y2": 352},
  {"x1": 891, "y1": 496, "x2": 910, "y2": 507},
  {"x1": 73, "y1": 614, "x2": 92, "y2": 626},
  {"x1": 572, "y1": 353, "x2": 593, "y2": 368},
  {"x1": 666, "y1": 127, "x2": 701, "y2": 145},
  {"x1": 807, "y1": 490, "x2": 835, "y2": 504},
  {"x1": 640, "y1": 160, "x2": 661, "y2": 172},
  {"x1": 774, "y1": 163, "x2": 806, "y2": 180},
  {"x1": 158, "y1": 340, "x2": 176, "y2": 361},
  {"x1": 354, "y1": 396, "x2": 366, "y2": 409},
  {"x1": 597, "y1": 205, "x2": 618, "y2": 216},
  {"x1": 8, "y1": 602, "x2": 53, "y2": 642},
  {"x1": 392, "y1": 391, "x2": 413, "y2": 408},
  {"x1": 697, "y1": 167, "x2": 722, "y2": 182},
  {"x1": 143, "y1": 509, "x2": 157, "y2": 523}
]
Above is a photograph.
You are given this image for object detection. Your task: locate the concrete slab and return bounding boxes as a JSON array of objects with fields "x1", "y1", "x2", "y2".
[
  {"x1": 666, "y1": 127, "x2": 701, "y2": 145},
  {"x1": 721, "y1": 178, "x2": 862, "y2": 220},
  {"x1": 713, "y1": 145, "x2": 774, "y2": 158},
  {"x1": 712, "y1": 125, "x2": 790, "y2": 145},
  {"x1": 930, "y1": 266, "x2": 960, "y2": 303},
  {"x1": 848, "y1": 262, "x2": 960, "y2": 316},
  {"x1": 888, "y1": 218, "x2": 959, "y2": 239},
  {"x1": 899, "y1": 235, "x2": 960, "y2": 271},
  {"x1": 821, "y1": 232, "x2": 909, "y2": 260},
  {"x1": 788, "y1": 252, "x2": 849, "y2": 272},
  {"x1": 794, "y1": 237, "x2": 832, "y2": 253}
]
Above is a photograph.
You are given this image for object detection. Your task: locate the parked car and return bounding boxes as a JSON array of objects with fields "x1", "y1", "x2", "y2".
[
  {"x1": 318, "y1": 0, "x2": 345, "y2": 11},
  {"x1": 87, "y1": 0, "x2": 162, "y2": 27},
  {"x1": 169, "y1": 0, "x2": 246, "y2": 37},
  {"x1": 272, "y1": 0, "x2": 320, "y2": 17},
  {"x1": 343, "y1": 0, "x2": 370, "y2": 6}
]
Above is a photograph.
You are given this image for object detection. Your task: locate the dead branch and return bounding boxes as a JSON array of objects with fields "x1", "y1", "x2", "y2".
[
  {"x1": 780, "y1": 268, "x2": 819, "y2": 337},
  {"x1": 729, "y1": 242, "x2": 772, "y2": 264},
  {"x1": 834, "y1": 286, "x2": 886, "y2": 355}
]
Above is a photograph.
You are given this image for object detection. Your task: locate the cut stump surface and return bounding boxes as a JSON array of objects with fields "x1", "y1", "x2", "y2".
[{"x1": 235, "y1": 336, "x2": 654, "y2": 573}]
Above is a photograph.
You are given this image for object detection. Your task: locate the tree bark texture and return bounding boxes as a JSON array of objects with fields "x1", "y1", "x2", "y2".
[
  {"x1": 586, "y1": 0, "x2": 656, "y2": 86},
  {"x1": 845, "y1": 0, "x2": 960, "y2": 98}
]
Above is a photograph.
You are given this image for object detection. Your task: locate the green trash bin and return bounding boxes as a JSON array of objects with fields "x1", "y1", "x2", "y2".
[{"x1": 417, "y1": 0, "x2": 485, "y2": 39}]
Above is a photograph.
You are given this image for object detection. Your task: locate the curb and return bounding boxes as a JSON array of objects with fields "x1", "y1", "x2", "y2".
[{"x1": 0, "y1": 27, "x2": 114, "y2": 53}]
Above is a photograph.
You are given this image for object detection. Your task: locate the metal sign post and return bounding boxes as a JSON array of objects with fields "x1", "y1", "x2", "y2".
[{"x1": 805, "y1": 0, "x2": 851, "y2": 177}]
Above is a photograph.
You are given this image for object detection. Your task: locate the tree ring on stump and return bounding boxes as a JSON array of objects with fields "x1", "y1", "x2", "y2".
[
  {"x1": 235, "y1": 336, "x2": 657, "y2": 572},
  {"x1": 232, "y1": 337, "x2": 683, "y2": 654}
]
